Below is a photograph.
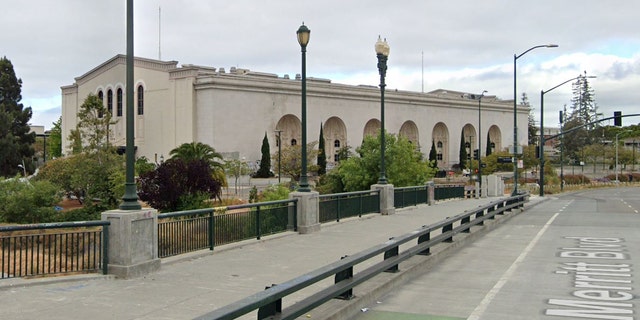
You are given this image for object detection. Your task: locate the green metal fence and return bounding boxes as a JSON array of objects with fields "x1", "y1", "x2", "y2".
[
  {"x1": 394, "y1": 185, "x2": 428, "y2": 208},
  {"x1": 434, "y1": 184, "x2": 465, "y2": 201},
  {"x1": 0, "y1": 221, "x2": 110, "y2": 279},
  {"x1": 157, "y1": 199, "x2": 297, "y2": 258},
  {"x1": 318, "y1": 190, "x2": 380, "y2": 223}
]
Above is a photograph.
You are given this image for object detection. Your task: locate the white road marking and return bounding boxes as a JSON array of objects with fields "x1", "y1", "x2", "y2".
[{"x1": 467, "y1": 211, "x2": 560, "y2": 320}]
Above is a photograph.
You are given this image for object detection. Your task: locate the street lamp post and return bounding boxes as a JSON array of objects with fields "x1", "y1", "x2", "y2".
[
  {"x1": 375, "y1": 36, "x2": 390, "y2": 184},
  {"x1": 512, "y1": 44, "x2": 558, "y2": 195},
  {"x1": 296, "y1": 23, "x2": 311, "y2": 192},
  {"x1": 120, "y1": 0, "x2": 141, "y2": 210},
  {"x1": 560, "y1": 109, "x2": 565, "y2": 191},
  {"x1": 478, "y1": 91, "x2": 487, "y2": 196},
  {"x1": 539, "y1": 74, "x2": 595, "y2": 196}
]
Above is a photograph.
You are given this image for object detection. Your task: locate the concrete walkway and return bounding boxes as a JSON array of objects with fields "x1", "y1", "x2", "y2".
[{"x1": 0, "y1": 195, "x2": 541, "y2": 320}]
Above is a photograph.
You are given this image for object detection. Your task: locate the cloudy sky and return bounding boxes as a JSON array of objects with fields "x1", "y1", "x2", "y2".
[{"x1": 3, "y1": 0, "x2": 639, "y2": 130}]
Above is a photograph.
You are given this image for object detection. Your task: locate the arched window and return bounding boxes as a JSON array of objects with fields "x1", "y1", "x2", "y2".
[
  {"x1": 334, "y1": 140, "x2": 340, "y2": 148},
  {"x1": 334, "y1": 154, "x2": 339, "y2": 162},
  {"x1": 137, "y1": 85, "x2": 144, "y2": 115},
  {"x1": 437, "y1": 141, "x2": 443, "y2": 149},
  {"x1": 97, "y1": 91, "x2": 104, "y2": 118},
  {"x1": 107, "y1": 89, "x2": 113, "y2": 116},
  {"x1": 291, "y1": 139, "x2": 297, "y2": 146},
  {"x1": 116, "y1": 88, "x2": 123, "y2": 117}
]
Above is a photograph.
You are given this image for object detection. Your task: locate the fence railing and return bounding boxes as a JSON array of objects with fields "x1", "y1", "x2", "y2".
[
  {"x1": 318, "y1": 190, "x2": 380, "y2": 223},
  {"x1": 195, "y1": 192, "x2": 529, "y2": 320},
  {"x1": 157, "y1": 199, "x2": 298, "y2": 258},
  {"x1": 0, "y1": 221, "x2": 110, "y2": 279},
  {"x1": 434, "y1": 184, "x2": 465, "y2": 200},
  {"x1": 394, "y1": 185, "x2": 428, "y2": 208}
]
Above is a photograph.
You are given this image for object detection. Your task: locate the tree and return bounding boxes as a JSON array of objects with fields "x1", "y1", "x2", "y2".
[
  {"x1": 0, "y1": 178, "x2": 62, "y2": 223},
  {"x1": 68, "y1": 94, "x2": 114, "y2": 154},
  {"x1": 458, "y1": 134, "x2": 468, "y2": 169},
  {"x1": 169, "y1": 141, "x2": 223, "y2": 170},
  {"x1": 337, "y1": 132, "x2": 435, "y2": 192},
  {"x1": 428, "y1": 140, "x2": 437, "y2": 168},
  {"x1": 485, "y1": 131, "x2": 493, "y2": 156},
  {"x1": 255, "y1": 133, "x2": 273, "y2": 178},
  {"x1": 48, "y1": 116, "x2": 63, "y2": 158},
  {"x1": 565, "y1": 74, "x2": 599, "y2": 159},
  {"x1": 0, "y1": 57, "x2": 35, "y2": 177},
  {"x1": 317, "y1": 123, "x2": 327, "y2": 175},
  {"x1": 275, "y1": 141, "x2": 319, "y2": 182},
  {"x1": 138, "y1": 158, "x2": 222, "y2": 212},
  {"x1": 224, "y1": 159, "x2": 251, "y2": 195},
  {"x1": 522, "y1": 93, "x2": 537, "y2": 145}
]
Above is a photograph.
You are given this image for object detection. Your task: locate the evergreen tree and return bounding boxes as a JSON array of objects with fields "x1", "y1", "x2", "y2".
[
  {"x1": 523, "y1": 93, "x2": 537, "y2": 145},
  {"x1": 458, "y1": 133, "x2": 468, "y2": 169},
  {"x1": 428, "y1": 139, "x2": 438, "y2": 168},
  {"x1": 0, "y1": 57, "x2": 35, "y2": 177},
  {"x1": 485, "y1": 132, "x2": 492, "y2": 156},
  {"x1": 565, "y1": 73, "x2": 598, "y2": 160},
  {"x1": 255, "y1": 132, "x2": 273, "y2": 178},
  {"x1": 317, "y1": 123, "x2": 327, "y2": 175},
  {"x1": 48, "y1": 116, "x2": 63, "y2": 158}
]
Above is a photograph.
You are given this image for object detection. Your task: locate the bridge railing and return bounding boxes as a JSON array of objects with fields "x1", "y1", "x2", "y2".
[
  {"x1": 0, "y1": 220, "x2": 110, "y2": 279},
  {"x1": 157, "y1": 199, "x2": 298, "y2": 258},
  {"x1": 318, "y1": 190, "x2": 380, "y2": 223},
  {"x1": 195, "y1": 192, "x2": 529, "y2": 320},
  {"x1": 394, "y1": 185, "x2": 428, "y2": 208}
]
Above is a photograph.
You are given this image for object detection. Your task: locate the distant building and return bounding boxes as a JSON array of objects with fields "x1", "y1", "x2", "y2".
[{"x1": 61, "y1": 55, "x2": 529, "y2": 169}]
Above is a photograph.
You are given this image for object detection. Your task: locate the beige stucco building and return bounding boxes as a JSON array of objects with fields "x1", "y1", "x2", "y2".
[{"x1": 61, "y1": 55, "x2": 529, "y2": 169}]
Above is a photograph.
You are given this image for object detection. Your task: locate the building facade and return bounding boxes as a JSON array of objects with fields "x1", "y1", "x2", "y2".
[{"x1": 61, "y1": 55, "x2": 529, "y2": 169}]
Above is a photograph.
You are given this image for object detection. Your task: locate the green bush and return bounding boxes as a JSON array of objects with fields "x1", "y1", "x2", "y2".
[
  {"x1": 0, "y1": 177, "x2": 63, "y2": 223},
  {"x1": 259, "y1": 184, "x2": 290, "y2": 202}
]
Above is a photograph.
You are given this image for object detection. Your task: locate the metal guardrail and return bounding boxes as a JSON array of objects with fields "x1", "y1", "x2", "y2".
[
  {"x1": 157, "y1": 199, "x2": 298, "y2": 258},
  {"x1": 434, "y1": 184, "x2": 465, "y2": 200},
  {"x1": 394, "y1": 185, "x2": 428, "y2": 208},
  {"x1": 0, "y1": 220, "x2": 110, "y2": 279},
  {"x1": 195, "y1": 193, "x2": 529, "y2": 320},
  {"x1": 318, "y1": 190, "x2": 380, "y2": 223}
]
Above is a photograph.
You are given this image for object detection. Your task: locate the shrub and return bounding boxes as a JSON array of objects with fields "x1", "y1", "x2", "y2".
[
  {"x1": 0, "y1": 177, "x2": 63, "y2": 223},
  {"x1": 563, "y1": 174, "x2": 590, "y2": 184}
]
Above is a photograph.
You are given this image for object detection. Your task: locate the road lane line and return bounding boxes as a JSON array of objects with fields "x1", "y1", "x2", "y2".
[{"x1": 467, "y1": 211, "x2": 560, "y2": 320}]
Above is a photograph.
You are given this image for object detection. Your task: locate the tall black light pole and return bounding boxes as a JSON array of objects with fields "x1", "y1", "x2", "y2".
[
  {"x1": 512, "y1": 44, "x2": 558, "y2": 195},
  {"x1": 478, "y1": 90, "x2": 487, "y2": 196},
  {"x1": 375, "y1": 36, "x2": 390, "y2": 184},
  {"x1": 296, "y1": 23, "x2": 311, "y2": 192},
  {"x1": 539, "y1": 74, "x2": 595, "y2": 196},
  {"x1": 120, "y1": 0, "x2": 141, "y2": 210},
  {"x1": 559, "y1": 109, "x2": 565, "y2": 191}
]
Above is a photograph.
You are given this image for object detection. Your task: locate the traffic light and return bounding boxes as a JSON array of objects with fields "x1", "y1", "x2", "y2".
[
  {"x1": 614, "y1": 111, "x2": 622, "y2": 127},
  {"x1": 473, "y1": 149, "x2": 479, "y2": 160}
]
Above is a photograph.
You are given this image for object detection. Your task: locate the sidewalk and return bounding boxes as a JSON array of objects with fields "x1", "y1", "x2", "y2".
[{"x1": 0, "y1": 195, "x2": 541, "y2": 320}]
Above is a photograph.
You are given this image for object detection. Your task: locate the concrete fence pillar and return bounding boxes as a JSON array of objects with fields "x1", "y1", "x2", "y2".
[
  {"x1": 426, "y1": 181, "x2": 435, "y2": 205},
  {"x1": 289, "y1": 191, "x2": 321, "y2": 234},
  {"x1": 372, "y1": 184, "x2": 395, "y2": 215},
  {"x1": 101, "y1": 208, "x2": 161, "y2": 279}
]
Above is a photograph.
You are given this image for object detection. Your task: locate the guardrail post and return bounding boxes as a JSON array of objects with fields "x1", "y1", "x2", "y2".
[
  {"x1": 443, "y1": 221, "x2": 453, "y2": 242},
  {"x1": 496, "y1": 201, "x2": 505, "y2": 215},
  {"x1": 417, "y1": 227, "x2": 431, "y2": 255},
  {"x1": 461, "y1": 215, "x2": 471, "y2": 233},
  {"x1": 384, "y1": 237, "x2": 399, "y2": 273},
  {"x1": 476, "y1": 208, "x2": 485, "y2": 225},
  {"x1": 335, "y1": 256, "x2": 355, "y2": 300},
  {"x1": 257, "y1": 284, "x2": 281, "y2": 320}
]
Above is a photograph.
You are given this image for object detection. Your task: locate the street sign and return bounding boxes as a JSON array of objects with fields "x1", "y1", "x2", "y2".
[{"x1": 497, "y1": 157, "x2": 513, "y2": 163}]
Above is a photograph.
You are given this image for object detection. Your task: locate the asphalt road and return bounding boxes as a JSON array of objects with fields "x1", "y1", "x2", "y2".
[{"x1": 353, "y1": 187, "x2": 640, "y2": 320}]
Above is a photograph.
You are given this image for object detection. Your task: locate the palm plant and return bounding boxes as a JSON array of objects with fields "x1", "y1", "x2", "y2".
[{"x1": 169, "y1": 142, "x2": 224, "y2": 170}]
